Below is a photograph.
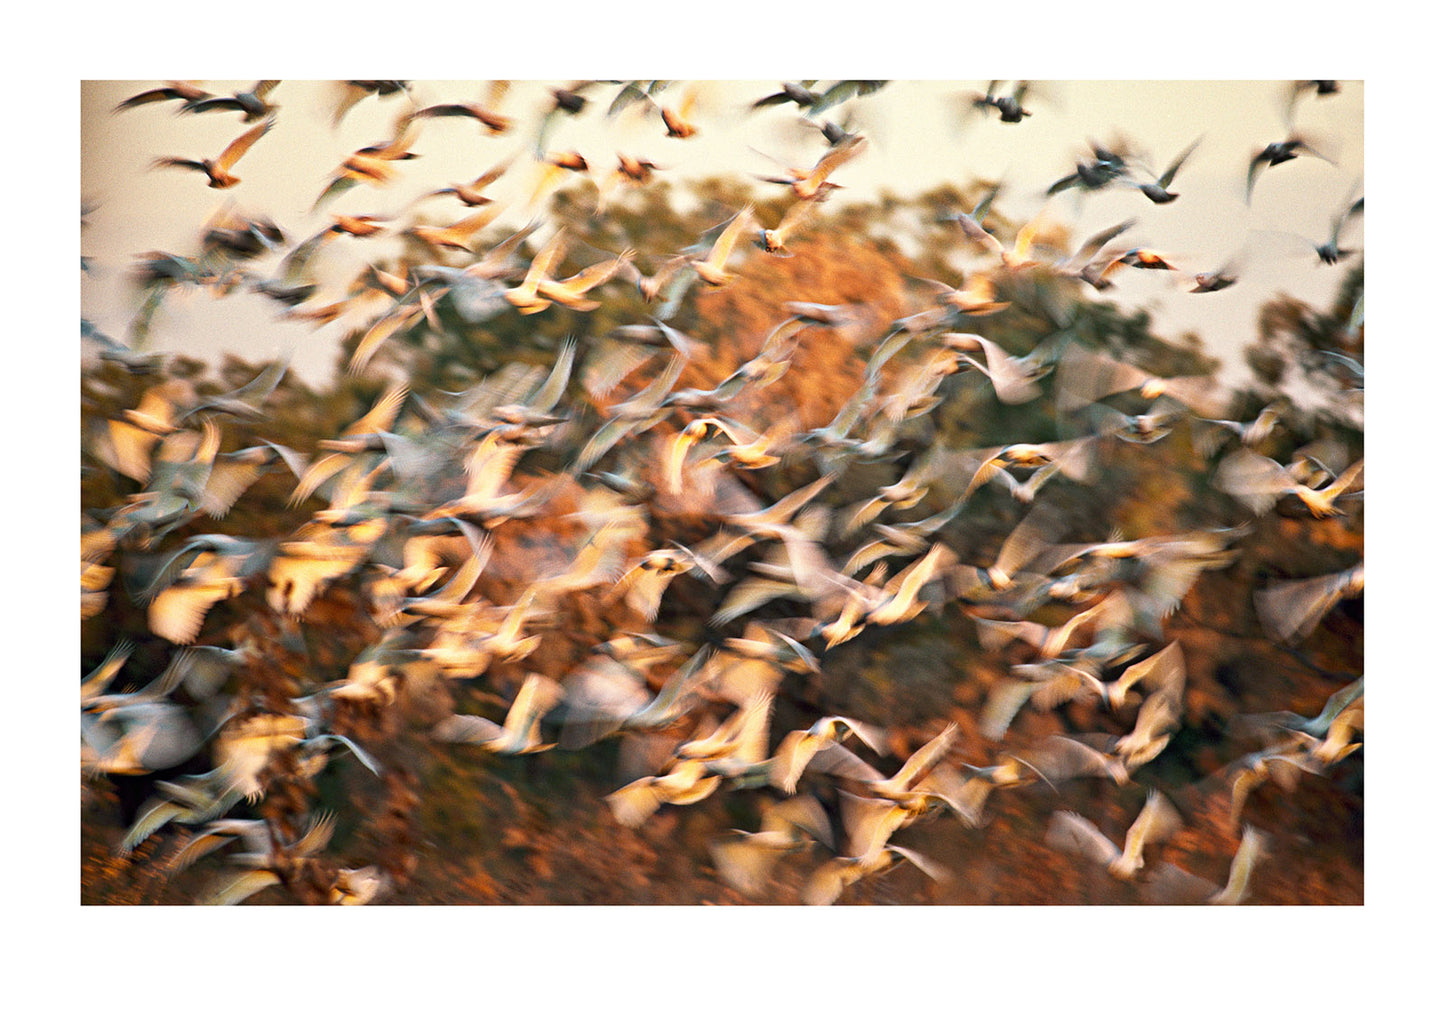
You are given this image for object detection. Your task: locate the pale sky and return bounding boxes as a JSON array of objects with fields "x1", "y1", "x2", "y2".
[{"x1": 81, "y1": 79, "x2": 1363, "y2": 394}]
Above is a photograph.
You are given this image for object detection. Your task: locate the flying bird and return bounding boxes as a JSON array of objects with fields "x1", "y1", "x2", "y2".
[
  {"x1": 180, "y1": 80, "x2": 280, "y2": 121},
  {"x1": 152, "y1": 117, "x2": 273, "y2": 189},
  {"x1": 1246, "y1": 134, "x2": 1334, "y2": 202}
]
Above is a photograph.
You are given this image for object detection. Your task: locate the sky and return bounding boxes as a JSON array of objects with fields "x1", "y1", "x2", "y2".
[{"x1": 81, "y1": 79, "x2": 1363, "y2": 395}]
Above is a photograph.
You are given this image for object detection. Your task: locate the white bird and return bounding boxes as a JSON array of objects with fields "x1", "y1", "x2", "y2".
[
  {"x1": 1255, "y1": 563, "x2": 1363, "y2": 644},
  {"x1": 687, "y1": 205, "x2": 755, "y2": 286},
  {"x1": 431, "y1": 672, "x2": 564, "y2": 754},
  {"x1": 768, "y1": 716, "x2": 889, "y2": 795},
  {"x1": 1215, "y1": 448, "x2": 1363, "y2": 518}
]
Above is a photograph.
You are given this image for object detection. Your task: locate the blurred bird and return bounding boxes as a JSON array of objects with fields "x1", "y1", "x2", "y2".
[
  {"x1": 1056, "y1": 345, "x2": 1225, "y2": 417},
  {"x1": 1187, "y1": 254, "x2": 1244, "y2": 293},
  {"x1": 751, "y1": 81, "x2": 821, "y2": 111},
  {"x1": 1233, "y1": 677, "x2": 1364, "y2": 752},
  {"x1": 972, "y1": 80, "x2": 1032, "y2": 123},
  {"x1": 688, "y1": 205, "x2": 755, "y2": 286},
  {"x1": 410, "y1": 99, "x2": 512, "y2": 135},
  {"x1": 331, "y1": 80, "x2": 410, "y2": 125},
  {"x1": 955, "y1": 333, "x2": 1066, "y2": 405},
  {"x1": 1101, "y1": 640, "x2": 1186, "y2": 711},
  {"x1": 1111, "y1": 684, "x2": 1184, "y2": 769},
  {"x1": 768, "y1": 716, "x2": 889, "y2": 795},
  {"x1": 153, "y1": 117, "x2": 273, "y2": 189},
  {"x1": 865, "y1": 722, "x2": 958, "y2": 809},
  {"x1": 807, "y1": 80, "x2": 889, "y2": 116},
  {"x1": 801, "y1": 842, "x2": 946, "y2": 906},
  {"x1": 117, "y1": 81, "x2": 211, "y2": 112},
  {"x1": 1246, "y1": 134, "x2": 1334, "y2": 202},
  {"x1": 950, "y1": 208, "x2": 1041, "y2": 269},
  {"x1": 1254, "y1": 563, "x2": 1364, "y2": 645},
  {"x1": 757, "y1": 198, "x2": 819, "y2": 255},
  {"x1": 960, "y1": 438, "x2": 1096, "y2": 502},
  {"x1": 424, "y1": 154, "x2": 513, "y2": 207},
  {"x1": 1209, "y1": 827, "x2": 1267, "y2": 905},
  {"x1": 431, "y1": 673, "x2": 564, "y2": 754},
  {"x1": 1191, "y1": 400, "x2": 1287, "y2": 457},
  {"x1": 181, "y1": 80, "x2": 280, "y2": 121},
  {"x1": 756, "y1": 134, "x2": 867, "y2": 201},
  {"x1": 1311, "y1": 192, "x2": 1364, "y2": 265},
  {"x1": 1214, "y1": 448, "x2": 1363, "y2": 517},
  {"x1": 410, "y1": 207, "x2": 504, "y2": 253},
  {"x1": 611, "y1": 543, "x2": 726, "y2": 622},
  {"x1": 535, "y1": 246, "x2": 635, "y2": 312},
  {"x1": 1046, "y1": 788, "x2": 1180, "y2": 879},
  {"x1": 708, "y1": 793, "x2": 833, "y2": 898},
  {"x1": 1048, "y1": 142, "x2": 1130, "y2": 195},
  {"x1": 606, "y1": 758, "x2": 721, "y2": 828},
  {"x1": 1125, "y1": 136, "x2": 1201, "y2": 204},
  {"x1": 1053, "y1": 219, "x2": 1137, "y2": 288}
]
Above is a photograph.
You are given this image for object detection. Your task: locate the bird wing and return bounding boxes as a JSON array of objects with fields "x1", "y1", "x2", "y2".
[
  {"x1": 215, "y1": 118, "x2": 273, "y2": 172},
  {"x1": 1045, "y1": 810, "x2": 1121, "y2": 867}
]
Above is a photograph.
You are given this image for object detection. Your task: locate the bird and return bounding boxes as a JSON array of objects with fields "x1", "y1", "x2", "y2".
[
  {"x1": 1101, "y1": 640, "x2": 1186, "y2": 711},
  {"x1": 708, "y1": 794, "x2": 833, "y2": 898},
  {"x1": 574, "y1": 354, "x2": 688, "y2": 471},
  {"x1": 1246, "y1": 135, "x2": 1334, "y2": 202},
  {"x1": 312, "y1": 118, "x2": 421, "y2": 209},
  {"x1": 606, "y1": 758, "x2": 722, "y2": 828},
  {"x1": 1046, "y1": 788, "x2": 1181, "y2": 880},
  {"x1": 410, "y1": 207, "x2": 504, "y2": 253},
  {"x1": 954, "y1": 333, "x2": 1066, "y2": 406},
  {"x1": 1191, "y1": 400, "x2": 1288, "y2": 457},
  {"x1": 501, "y1": 228, "x2": 569, "y2": 312},
  {"x1": 1311, "y1": 192, "x2": 1364, "y2": 265},
  {"x1": 410, "y1": 99, "x2": 512, "y2": 134},
  {"x1": 972, "y1": 80, "x2": 1032, "y2": 123},
  {"x1": 329, "y1": 80, "x2": 410, "y2": 125},
  {"x1": 1187, "y1": 253, "x2": 1245, "y2": 293},
  {"x1": 1232, "y1": 677, "x2": 1364, "y2": 751},
  {"x1": 534, "y1": 246, "x2": 635, "y2": 312},
  {"x1": 864, "y1": 722, "x2": 959, "y2": 810},
  {"x1": 431, "y1": 673, "x2": 564, "y2": 754},
  {"x1": 656, "y1": 86, "x2": 701, "y2": 138},
  {"x1": 181, "y1": 359, "x2": 289, "y2": 423},
  {"x1": 152, "y1": 117, "x2": 273, "y2": 189},
  {"x1": 116, "y1": 80, "x2": 211, "y2": 112},
  {"x1": 807, "y1": 80, "x2": 889, "y2": 116},
  {"x1": 768, "y1": 716, "x2": 889, "y2": 795},
  {"x1": 1214, "y1": 448, "x2": 1363, "y2": 517},
  {"x1": 801, "y1": 841, "x2": 946, "y2": 906},
  {"x1": 1056, "y1": 345, "x2": 1225, "y2": 417},
  {"x1": 757, "y1": 198, "x2": 819, "y2": 256},
  {"x1": 1047, "y1": 142, "x2": 1130, "y2": 195},
  {"x1": 1254, "y1": 563, "x2": 1364, "y2": 645},
  {"x1": 949, "y1": 208, "x2": 1041, "y2": 269},
  {"x1": 756, "y1": 134, "x2": 867, "y2": 201},
  {"x1": 959, "y1": 438, "x2": 1096, "y2": 503},
  {"x1": 180, "y1": 80, "x2": 280, "y2": 121},
  {"x1": 611, "y1": 544, "x2": 726, "y2": 623},
  {"x1": 1053, "y1": 218, "x2": 1137, "y2": 286},
  {"x1": 687, "y1": 205, "x2": 755, "y2": 286},
  {"x1": 424, "y1": 154, "x2": 513, "y2": 207},
  {"x1": 913, "y1": 271, "x2": 1011, "y2": 318},
  {"x1": 1125, "y1": 136, "x2": 1201, "y2": 204},
  {"x1": 1111, "y1": 683, "x2": 1184, "y2": 770},
  {"x1": 751, "y1": 81, "x2": 822, "y2": 111}
]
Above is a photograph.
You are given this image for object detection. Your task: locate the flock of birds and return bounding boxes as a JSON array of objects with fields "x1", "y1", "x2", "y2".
[{"x1": 82, "y1": 80, "x2": 1363, "y2": 906}]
